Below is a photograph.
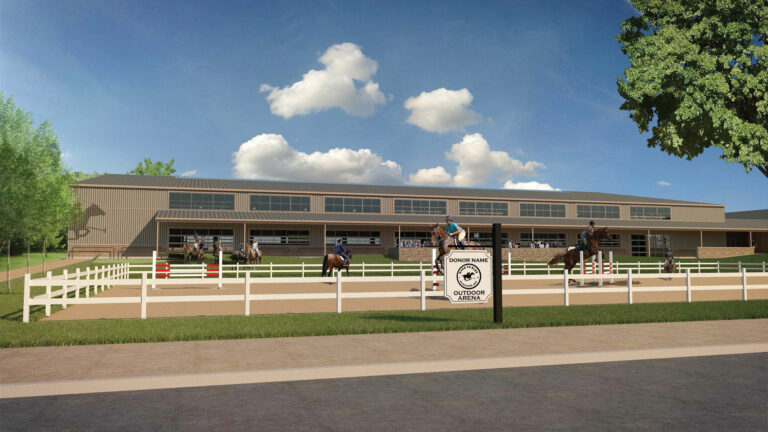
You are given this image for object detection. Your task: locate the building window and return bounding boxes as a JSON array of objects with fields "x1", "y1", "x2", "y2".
[
  {"x1": 250, "y1": 195, "x2": 310, "y2": 212},
  {"x1": 577, "y1": 205, "x2": 619, "y2": 219},
  {"x1": 467, "y1": 231, "x2": 509, "y2": 246},
  {"x1": 326, "y1": 231, "x2": 381, "y2": 246},
  {"x1": 598, "y1": 234, "x2": 621, "y2": 248},
  {"x1": 519, "y1": 233, "x2": 566, "y2": 248},
  {"x1": 325, "y1": 197, "x2": 380, "y2": 213},
  {"x1": 169, "y1": 193, "x2": 234, "y2": 210},
  {"x1": 394, "y1": 232, "x2": 432, "y2": 247},
  {"x1": 394, "y1": 199, "x2": 446, "y2": 215},
  {"x1": 459, "y1": 201, "x2": 508, "y2": 216},
  {"x1": 520, "y1": 203, "x2": 566, "y2": 217},
  {"x1": 168, "y1": 228, "x2": 234, "y2": 250},
  {"x1": 630, "y1": 207, "x2": 671, "y2": 220},
  {"x1": 649, "y1": 234, "x2": 672, "y2": 257},
  {"x1": 631, "y1": 234, "x2": 647, "y2": 256},
  {"x1": 249, "y1": 230, "x2": 310, "y2": 245}
]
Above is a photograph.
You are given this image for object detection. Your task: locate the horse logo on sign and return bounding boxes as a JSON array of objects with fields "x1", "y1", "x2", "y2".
[{"x1": 457, "y1": 264, "x2": 481, "y2": 289}]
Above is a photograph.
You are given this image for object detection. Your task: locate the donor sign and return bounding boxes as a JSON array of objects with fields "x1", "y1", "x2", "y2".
[{"x1": 443, "y1": 250, "x2": 493, "y2": 304}]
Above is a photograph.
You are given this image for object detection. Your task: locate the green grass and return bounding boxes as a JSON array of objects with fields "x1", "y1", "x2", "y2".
[
  {"x1": 0, "y1": 250, "x2": 69, "y2": 272},
  {"x1": 1, "y1": 300, "x2": 766, "y2": 348}
]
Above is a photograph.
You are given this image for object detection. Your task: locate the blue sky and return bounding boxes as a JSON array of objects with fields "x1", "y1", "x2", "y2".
[{"x1": 1, "y1": 0, "x2": 765, "y2": 211}]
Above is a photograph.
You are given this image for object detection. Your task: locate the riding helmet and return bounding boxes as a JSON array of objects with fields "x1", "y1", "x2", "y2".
[
  {"x1": 445, "y1": 216, "x2": 453, "y2": 221},
  {"x1": 589, "y1": 220, "x2": 595, "y2": 225}
]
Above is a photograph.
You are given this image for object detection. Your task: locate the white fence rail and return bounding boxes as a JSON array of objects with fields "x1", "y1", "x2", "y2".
[{"x1": 21, "y1": 261, "x2": 768, "y2": 323}]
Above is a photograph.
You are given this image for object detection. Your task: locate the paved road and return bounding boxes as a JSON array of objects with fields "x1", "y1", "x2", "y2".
[{"x1": 2, "y1": 353, "x2": 765, "y2": 432}]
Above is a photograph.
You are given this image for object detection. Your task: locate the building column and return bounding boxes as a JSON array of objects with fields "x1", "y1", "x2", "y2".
[
  {"x1": 699, "y1": 230, "x2": 703, "y2": 247},
  {"x1": 646, "y1": 229, "x2": 651, "y2": 257},
  {"x1": 398, "y1": 225, "x2": 401, "y2": 246},
  {"x1": 155, "y1": 220, "x2": 159, "y2": 254},
  {"x1": 749, "y1": 231, "x2": 753, "y2": 248},
  {"x1": 243, "y1": 223, "x2": 246, "y2": 247},
  {"x1": 323, "y1": 224, "x2": 327, "y2": 255}
]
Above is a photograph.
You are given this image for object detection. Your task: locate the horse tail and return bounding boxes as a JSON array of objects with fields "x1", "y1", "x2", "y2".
[
  {"x1": 547, "y1": 255, "x2": 561, "y2": 266},
  {"x1": 322, "y1": 255, "x2": 328, "y2": 276}
]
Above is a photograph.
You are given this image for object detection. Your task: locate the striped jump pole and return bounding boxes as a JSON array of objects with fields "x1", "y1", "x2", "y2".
[
  {"x1": 579, "y1": 250, "x2": 585, "y2": 287},
  {"x1": 431, "y1": 248, "x2": 439, "y2": 291},
  {"x1": 598, "y1": 251, "x2": 603, "y2": 287}
]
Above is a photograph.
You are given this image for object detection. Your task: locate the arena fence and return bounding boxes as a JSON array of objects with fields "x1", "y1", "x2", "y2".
[{"x1": 21, "y1": 259, "x2": 768, "y2": 323}]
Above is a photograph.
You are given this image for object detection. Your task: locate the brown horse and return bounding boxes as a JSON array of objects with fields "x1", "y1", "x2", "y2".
[
  {"x1": 547, "y1": 228, "x2": 609, "y2": 281},
  {"x1": 246, "y1": 243, "x2": 263, "y2": 265},
  {"x1": 322, "y1": 250, "x2": 352, "y2": 276},
  {"x1": 429, "y1": 224, "x2": 483, "y2": 274},
  {"x1": 664, "y1": 257, "x2": 675, "y2": 280},
  {"x1": 184, "y1": 239, "x2": 205, "y2": 264}
]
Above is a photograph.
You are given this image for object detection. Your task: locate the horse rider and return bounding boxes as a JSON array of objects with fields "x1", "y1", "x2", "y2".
[
  {"x1": 193, "y1": 232, "x2": 201, "y2": 250},
  {"x1": 580, "y1": 220, "x2": 596, "y2": 251},
  {"x1": 665, "y1": 251, "x2": 674, "y2": 263},
  {"x1": 251, "y1": 241, "x2": 260, "y2": 255},
  {"x1": 444, "y1": 216, "x2": 466, "y2": 249},
  {"x1": 334, "y1": 238, "x2": 348, "y2": 264},
  {"x1": 238, "y1": 243, "x2": 245, "y2": 257}
]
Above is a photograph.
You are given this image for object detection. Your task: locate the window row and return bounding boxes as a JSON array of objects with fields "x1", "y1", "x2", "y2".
[
  {"x1": 394, "y1": 200, "x2": 446, "y2": 215},
  {"x1": 459, "y1": 201, "x2": 508, "y2": 216},
  {"x1": 169, "y1": 193, "x2": 235, "y2": 210},
  {"x1": 325, "y1": 197, "x2": 381, "y2": 213},
  {"x1": 249, "y1": 230, "x2": 310, "y2": 245},
  {"x1": 326, "y1": 231, "x2": 381, "y2": 245},
  {"x1": 168, "y1": 228, "x2": 234, "y2": 249},
  {"x1": 520, "y1": 203, "x2": 566, "y2": 218},
  {"x1": 250, "y1": 195, "x2": 310, "y2": 212},
  {"x1": 630, "y1": 207, "x2": 671, "y2": 220},
  {"x1": 577, "y1": 205, "x2": 619, "y2": 219}
]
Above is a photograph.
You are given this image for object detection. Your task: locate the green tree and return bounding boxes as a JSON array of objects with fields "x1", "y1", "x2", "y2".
[
  {"x1": 128, "y1": 158, "x2": 176, "y2": 176},
  {"x1": 616, "y1": 0, "x2": 768, "y2": 177}
]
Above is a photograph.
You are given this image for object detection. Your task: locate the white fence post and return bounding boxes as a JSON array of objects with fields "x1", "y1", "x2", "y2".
[
  {"x1": 420, "y1": 269, "x2": 425, "y2": 311},
  {"x1": 62, "y1": 269, "x2": 69, "y2": 309},
  {"x1": 45, "y1": 271, "x2": 52, "y2": 316},
  {"x1": 301, "y1": 262, "x2": 304, "y2": 278},
  {"x1": 236, "y1": 262, "x2": 240, "y2": 279},
  {"x1": 523, "y1": 261, "x2": 526, "y2": 276},
  {"x1": 563, "y1": 270, "x2": 569, "y2": 306},
  {"x1": 507, "y1": 252, "x2": 511, "y2": 276},
  {"x1": 741, "y1": 269, "x2": 747, "y2": 301},
  {"x1": 598, "y1": 251, "x2": 603, "y2": 287},
  {"x1": 141, "y1": 273, "x2": 147, "y2": 319},
  {"x1": 244, "y1": 272, "x2": 251, "y2": 316},
  {"x1": 390, "y1": 262, "x2": 394, "y2": 277},
  {"x1": 697, "y1": 261, "x2": 701, "y2": 274},
  {"x1": 94, "y1": 266, "x2": 99, "y2": 296},
  {"x1": 685, "y1": 269, "x2": 691, "y2": 303},
  {"x1": 218, "y1": 250, "x2": 223, "y2": 290},
  {"x1": 362, "y1": 262, "x2": 365, "y2": 277},
  {"x1": 152, "y1": 250, "x2": 157, "y2": 289},
  {"x1": 23, "y1": 274, "x2": 31, "y2": 323},
  {"x1": 717, "y1": 261, "x2": 721, "y2": 273},
  {"x1": 579, "y1": 251, "x2": 584, "y2": 286},
  {"x1": 627, "y1": 269, "x2": 633, "y2": 304},
  {"x1": 85, "y1": 267, "x2": 90, "y2": 298},
  {"x1": 75, "y1": 268, "x2": 81, "y2": 299},
  {"x1": 336, "y1": 271, "x2": 342, "y2": 314},
  {"x1": 269, "y1": 262, "x2": 273, "y2": 278}
]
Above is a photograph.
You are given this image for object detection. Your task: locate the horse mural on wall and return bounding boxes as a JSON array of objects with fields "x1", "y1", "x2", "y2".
[{"x1": 71, "y1": 204, "x2": 107, "y2": 240}]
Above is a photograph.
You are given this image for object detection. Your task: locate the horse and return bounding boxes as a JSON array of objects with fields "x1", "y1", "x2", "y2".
[
  {"x1": 246, "y1": 242, "x2": 263, "y2": 265},
  {"x1": 184, "y1": 238, "x2": 205, "y2": 264},
  {"x1": 547, "y1": 227, "x2": 610, "y2": 283},
  {"x1": 429, "y1": 224, "x2": 483, "y2": 274},
  {"x1": 322, "y1": 249, "x2": 352, "y2": 277},
  {"x1": 664, "y1": 256, "x2": 675, "y2": 280},
  {"x1": 213, "y1": 240, "x2": 222, "y2": 258}
]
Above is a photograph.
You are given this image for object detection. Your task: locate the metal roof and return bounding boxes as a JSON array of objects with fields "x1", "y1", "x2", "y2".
[
  {"x1": 76, "y1": 174, "x2": 719, "y2": 206},
  {"x1": 154, "y1": 210, "x2": 768, "y2": 230},
  {"x1": 726, "y1": 209, "x2": 768, "y2": 220}
]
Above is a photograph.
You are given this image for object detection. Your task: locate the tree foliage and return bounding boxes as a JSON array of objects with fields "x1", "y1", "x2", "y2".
[
  {"x1": 617, "y1": 0, "x2": 768, "y2": 177},
  {"x1": 128, "y1": 158, "x2": 176, "y2": 176},
  {"x1": 0, "y1": 94, "x2": 81, "y2": 288}
]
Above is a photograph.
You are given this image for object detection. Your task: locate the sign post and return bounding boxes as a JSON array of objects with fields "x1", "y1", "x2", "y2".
[{"x1": 492, "y1": 223, "x2": 503, "y2": 323}]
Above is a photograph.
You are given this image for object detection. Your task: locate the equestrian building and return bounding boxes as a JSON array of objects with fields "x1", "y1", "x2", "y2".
[{"x1": 68, "y1": 174, "x2": 768, "y2": 259}]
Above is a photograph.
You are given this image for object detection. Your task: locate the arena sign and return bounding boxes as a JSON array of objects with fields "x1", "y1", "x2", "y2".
[{"x1": 443, "y1": 250, "x2": 493, "y2": 303}]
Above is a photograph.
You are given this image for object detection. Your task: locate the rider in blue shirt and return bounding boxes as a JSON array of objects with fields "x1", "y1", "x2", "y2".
[
  {"x1": 580, "y1": 221, "x2": 595, "y2": 251},
  {"x1": 444, "y1": 216, "x2": 466, "y2": 249},
  {"x1": 334, "y1": 238, "x2": 347, "y2": 263}
]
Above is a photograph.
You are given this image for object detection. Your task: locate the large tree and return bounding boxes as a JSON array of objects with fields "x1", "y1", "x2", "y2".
[
  {"x1": 128, "y1": 158, "x2": 176, "y2": 176},
  {"x1": 616, "y1": 0, "x2": 768, "y2": 177}
]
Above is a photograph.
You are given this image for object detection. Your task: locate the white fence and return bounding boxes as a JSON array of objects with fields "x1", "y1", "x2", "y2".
[{"x1": 22, "y1": 260, "x2": 768, "y2": 323}]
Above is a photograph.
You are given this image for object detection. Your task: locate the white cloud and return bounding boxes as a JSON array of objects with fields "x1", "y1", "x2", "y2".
[
  {"x1": 260, "y1": 43, "x2": 386, "y2": 118},
  {"x1": 180, "y1": 170, "x2": 197, "y2": 177},
  {"x1": 408, "y1": 167, "x2": 452, "y2": 186},
  {"x1": 447, "y1": 133, "x2": 544, "y2": 187},
  {"x1": 233, "y1": 133, "x2": 403, "y2": 184},
  {"x1": 503, "y1": 180, "x2": 561, "y2": 191},
  {"x1": 657, "y1": 180, "x2": 671, "y2": 187},
  {"x1": 404, "y1": 88, "x2": 481, "y2": 133},
  {"x1": 61, "y1": 151, "x2": 71, "y2": 160}
]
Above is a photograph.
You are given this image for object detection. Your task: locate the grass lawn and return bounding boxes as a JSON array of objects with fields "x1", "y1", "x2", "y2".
[{"x1": 0, "y1": 250, "x2": 70, "y2": 272}]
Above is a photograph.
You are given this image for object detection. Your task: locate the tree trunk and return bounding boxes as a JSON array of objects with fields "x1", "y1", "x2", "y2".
[
  {"x1": 42, "y1": 239, "x2": 47, "y2": 274},
  {"x1": 6, "y1": 240, "x2": 11, "y2": 294},
  {"x1": 26, "y1": 240, "x2": 30, "y2": 275}
]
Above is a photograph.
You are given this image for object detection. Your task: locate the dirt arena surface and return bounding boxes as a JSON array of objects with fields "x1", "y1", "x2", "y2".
[{"x1": 42, "y1": 275, "x2": 768, "y2": 321}]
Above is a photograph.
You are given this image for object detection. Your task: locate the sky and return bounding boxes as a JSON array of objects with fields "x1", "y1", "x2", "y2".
[{"x1": 1, "y1": 0, "x2": 766, "y2": 211}]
